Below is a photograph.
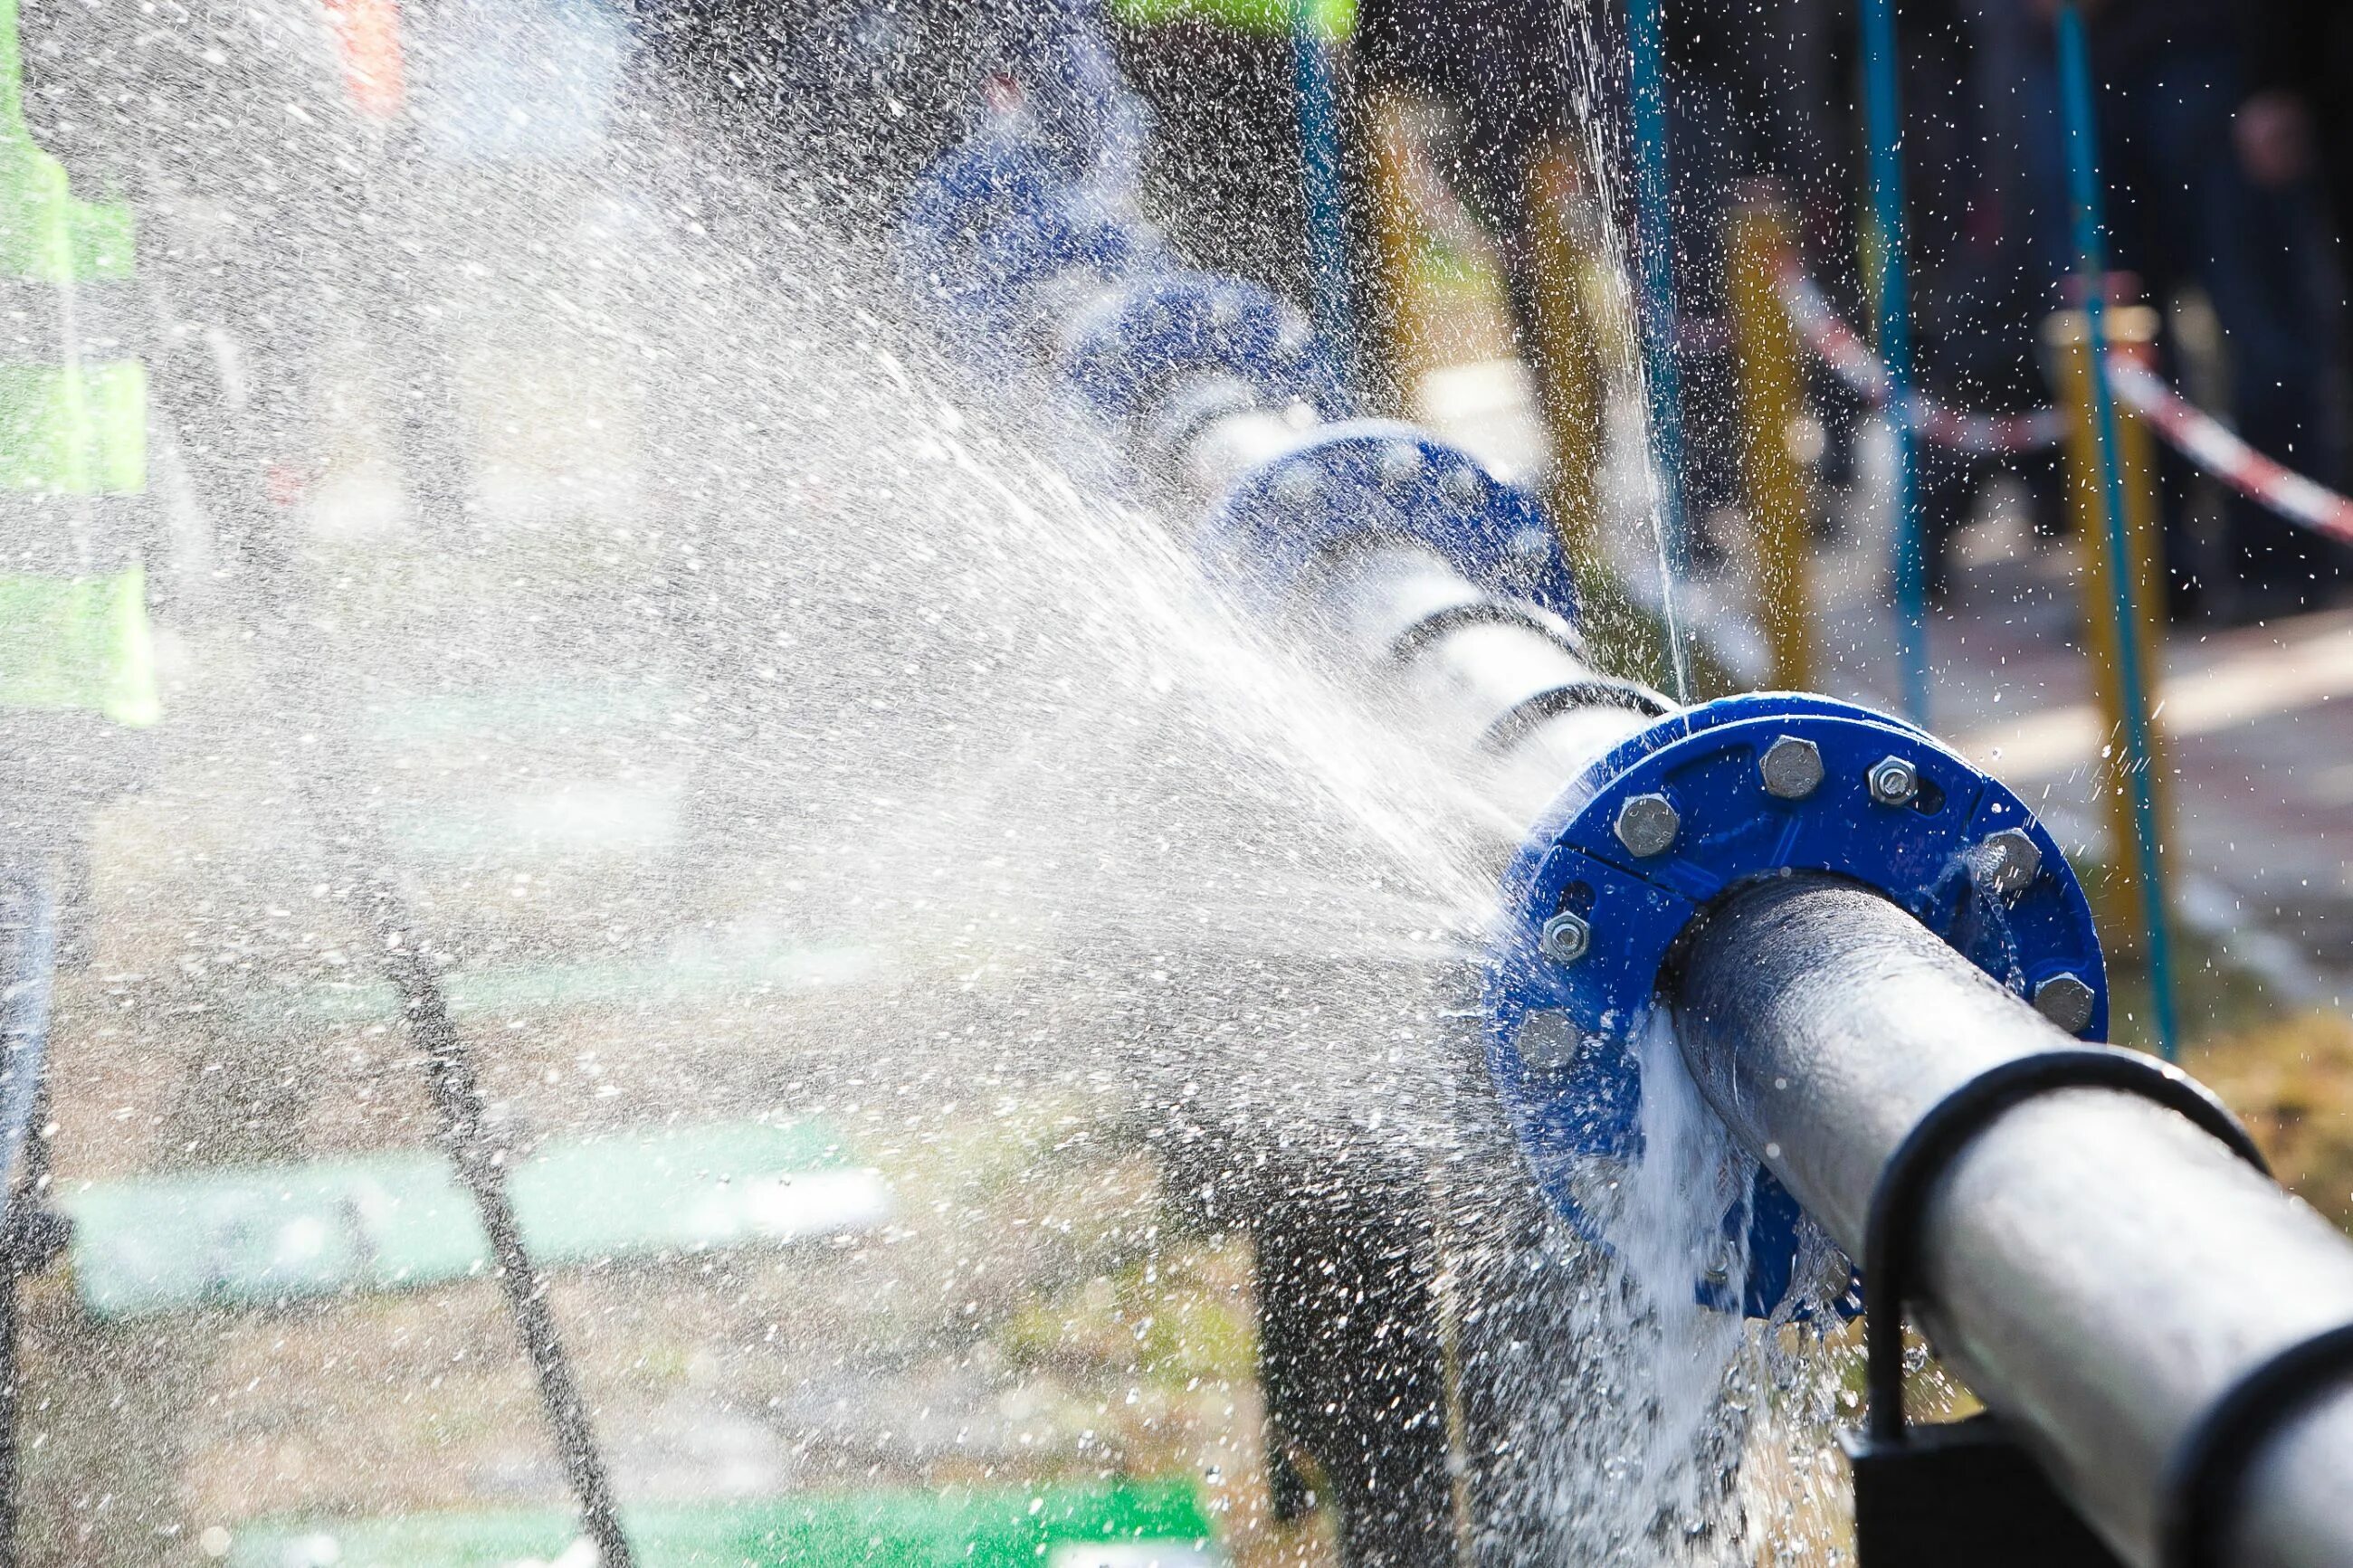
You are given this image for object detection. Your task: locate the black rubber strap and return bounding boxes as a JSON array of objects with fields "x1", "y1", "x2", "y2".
[
  {"x1": 1863, "y1": 1047, "x2": 2268, "y2": 1447},
  {"x1": 1483, "y1": 679, "x2": 1673, "y2": 750},
  {"x1": 2160, "y1": 1321, "x2": 2353, "y2": 1568},
  {"x1": 1387, "y1": 598, "x2": 1586, "y2": 665}
]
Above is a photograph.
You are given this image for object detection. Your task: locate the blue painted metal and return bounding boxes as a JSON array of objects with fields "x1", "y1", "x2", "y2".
[
  {"x1": 900, "y1": 136, "x2": 1163, "y2": 361},
  {"x1": 1288, "y1": 0, "x2": 1354, "y2": 371},
  {"x1": 1624, "y1": 0, "x2": 1692, "y2": 700},
  {"x1": 902, "y1": 0, "x2": 2115, "y2": 1325},
  {"x1": 1858, "y1": 0, "x2": 1930, "y2": 726},
  {"x1": 1197, "y1": 421, "x2": 1580, "y2": 617},
  {"x1": 901, "y1": 66, "x2": 1576, "y2": 620},
  {"x1": 1484, "y1": 692, "x2": 2106, "y2": 1315},
  {"x1": 1058, "y1": 271, "x2": 1344, "y2": 426},
  {"x1": 2055, "y1": 3, "x2": 2180, "y2": 1060}
]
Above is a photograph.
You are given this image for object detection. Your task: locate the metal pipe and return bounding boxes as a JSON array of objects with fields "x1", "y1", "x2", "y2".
[
  {"x1": 1671, "y1": 876, "x2": 2353, "y2": 1568},
  {"x1": 901, "y1": 22, "x2": 2353, "y2": 1562},
  {"x1": 1288, "y1": 538, "x2": 1655, "y2": 802}
]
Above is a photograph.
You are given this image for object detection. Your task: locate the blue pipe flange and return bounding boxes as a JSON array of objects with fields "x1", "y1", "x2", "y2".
[
  {"x1": 1484, "y1": 691, "x2": 2107, "y2": 1317},
  {"x1": 1057, "y1": 271, "x2": 1346, "y2": 427},
  {"x1": 1196, "y1": 422, "x2": 1578, "y2": 620},
  {"x1": 901, "y1": 135, "x2": 1162, "y2": 349},
  {"x1": 901, "y1": 137, "x2": 1067, "y2": 266},
  {"x1": 933, "y1": 199, "x2": 1161, "y2": 350}
]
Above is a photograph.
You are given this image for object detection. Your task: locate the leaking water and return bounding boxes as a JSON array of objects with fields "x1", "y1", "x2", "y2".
[{"x1": 0, "y1": 4, "x2": 1882, "y2": 1563}]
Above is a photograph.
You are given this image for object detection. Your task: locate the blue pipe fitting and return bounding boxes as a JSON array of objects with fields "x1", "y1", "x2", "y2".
[
  {"x1": 1484, "y1": 691, "x2": 2107, "y2": 1316},
  {"x1": 1058, "y1": 271, "x2": 1346, "y2": 427},
  {"x1": 1196, "y1": 423, "x2": 1579, "y2": 620},
  {"x1": 900, "y1": 137, "x2": 1161, "y2": 354}
]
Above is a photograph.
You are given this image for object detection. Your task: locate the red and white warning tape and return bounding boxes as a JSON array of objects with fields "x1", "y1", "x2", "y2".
[
  {"x1": 1773, "y1": 262, "x2": 2063, "y2": 456},
  {"x1": 1774, "y1": 257, "x2": 2353, "y2": 544},
  {"x1": 2105, "y1": 360, "x2": 2353, "y2": 545}
]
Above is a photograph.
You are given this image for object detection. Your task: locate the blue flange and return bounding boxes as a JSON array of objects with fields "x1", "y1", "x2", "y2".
[
  {"x1": 1196, "y1": 422, "x2": 1579, "y2": 621},
  {"x1": 901, "y1": 134, "x2": 1161, "y2": 356},
  {"x1": 1484, "y1": 691, "x2": 2107, "y2": 1316},
  {"x1": 1058, "y1": 271, "x2": 1347, "y2": 427}
]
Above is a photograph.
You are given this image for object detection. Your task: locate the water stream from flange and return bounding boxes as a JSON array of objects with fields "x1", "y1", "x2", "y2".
[{"x1": 20, "y1": 10, "x2": 1862, "y2": 1560}]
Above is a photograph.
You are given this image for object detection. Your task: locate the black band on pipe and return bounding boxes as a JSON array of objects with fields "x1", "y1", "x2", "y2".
[
  {"x1": 1481, "y1": 679, "x2": 1673, "y2": 751},
  {"x1": 1386, "y1": 598, "x2": 1587, "y2": 665},
  {"x1": 1862, "y1": 1048, "x2": 2268, "y2": 1449},
  {"x1": 2160, "y1": 1321, "x2": 2353, "y2": 1568}
]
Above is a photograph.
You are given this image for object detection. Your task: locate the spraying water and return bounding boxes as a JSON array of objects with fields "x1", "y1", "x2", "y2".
[{"x1": 0, "y1": 3, "x2": 1872, "y2": 1563}]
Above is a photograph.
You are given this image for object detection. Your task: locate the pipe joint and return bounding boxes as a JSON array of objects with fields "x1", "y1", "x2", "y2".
[
  {"x1": 1059, "y1": 271, "x2": 1344, "y2": 427},
  {"x1": 900, "y1": 131, "x2": 1161, "y2": 358},
  {"x1": 1483, "y1": 691, "x2": 2105, "y2": 1315},
  {"x1": 1196, "y1": 422, "x2": 1578, "y2": 619}
]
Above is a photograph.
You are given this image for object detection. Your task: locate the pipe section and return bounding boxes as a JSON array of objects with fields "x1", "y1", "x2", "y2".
[
  {"x1": 901, "y1": 12, "x2": 2353, "y2": 1563},
  {"x1": 1672, "y1": 877, "x2": 2353, "y2": 1568}
]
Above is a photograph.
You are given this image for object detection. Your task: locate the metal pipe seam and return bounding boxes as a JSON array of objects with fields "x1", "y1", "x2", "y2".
[
  {"x1": 1670, "y1": 875, "x2": 2353, "y2": 1568},
  {"x1": 1280, "y1": 537, "x2": 1658, "y2": 786}
]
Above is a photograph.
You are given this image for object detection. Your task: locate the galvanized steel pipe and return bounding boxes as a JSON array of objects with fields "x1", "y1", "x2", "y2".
[
  {"x1": 1672, "y1": 877, "x2": 2353, "y2": 1568},
  {"x1": 900, "y1": 14, "x2": 2353, "y2": 1563}
]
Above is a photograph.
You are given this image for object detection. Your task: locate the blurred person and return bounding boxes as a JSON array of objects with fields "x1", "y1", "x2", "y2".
[
  {"x1": 2242, "y1": 0, "x2": 2353, "y2": 538},
  {"x1": 1356, "y1": 0, "x2": 1843, "y2": 555},
  {"x1": 1859, "y1": 0, "x2": 2066, "y2": 601},
  {"x1": 2241, "y1": 0, "x2": 2353, "y2": 250},
  {"x1": 2015, "y1": 0, "x2": 2351, "y2": 622}
]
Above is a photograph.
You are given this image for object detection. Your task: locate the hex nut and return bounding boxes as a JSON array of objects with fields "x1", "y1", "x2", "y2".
[
  {"x1": 2033, "y1": 972, "x2": 2097, "y2": 1034},
  {"x1": 1867, "y1": 755, "x2": 1920, "y2": 807},
  {"x1": 1978, "y1": 828, "x2": 2044, "y2": 898},
  {"x1": 1440, "y1": 465, "x2": 1483, "y2": 505},
  {"x1": 1540, "y1": 911, "x2": 1592, "y2": 965},
  {"x1": 1614, "y1": 793, "x2": 1681, "y2": 858},
  {"x1": 1272, "y1": 462, "x2": 1321, "y2": 504},
  {"x1": 1377, "y1": 441, "x2": 1424, "y2": 489},
  {"x1": 1759, "y1": 736, "x2": 1825, "y2": 800}
]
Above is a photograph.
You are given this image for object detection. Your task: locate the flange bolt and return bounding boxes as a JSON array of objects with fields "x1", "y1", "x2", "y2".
[
  {"x1": 1867, "y1": 755, "x2": 1920, "y2": 807},
  {"x1": 1614, "y1": 793, "x2": 1681, "y2": 858},
  {"x1": 1759, "y1": 736, "x2": 1824, "y2": 800},
  {"x1": 2033, "y1": 972, "x2": 2097, "y2": 1034},
  {"x1": 1540, "y1": 911, "x2": 1592, "y2": 965},
  {"x1": 1272, "y1": 463, "x2": 1321, "y2": 505},
  {"x1": 1378, "y1": 441, "x2": 1424, "y2": 490},
  {"x1": 1977, "y1": 828, "x2": 2044, "y2": 898}
]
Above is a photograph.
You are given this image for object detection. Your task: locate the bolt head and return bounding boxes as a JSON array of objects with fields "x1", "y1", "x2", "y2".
[
  {"x1": 1977, "y1": 827, "x2": 2044, "y2": 898},
  {"x1": 1377, "y1": 441, "x2": 1424, "y2": 489},
  {"x1": 1614, "y1": 793, "x2": 1681, "y2": 858},
  {"x1": 1539, "y1": 911, "x2": 1592, "y2": 964},
  {"x1": 1440, "y1": 465, "x2": 1483, "y2": 505},
  {"x1": 1272, "y1": 462, "x2": 1320, "y2": 504},
  {"x1": 1867, "y1": 755, "x2": 1920, "y2": 807},
  {"x1": 1759, "y1": 736, "x2": 1824, "y2": 800},
  {"x1": 2033, "y1": 972, "x2": 2097, "y2": 1034}
]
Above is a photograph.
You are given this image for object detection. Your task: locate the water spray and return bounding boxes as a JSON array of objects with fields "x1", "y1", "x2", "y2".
[{"x1": 899, "y1": 13, "x2": 2353, "y2": 1567}]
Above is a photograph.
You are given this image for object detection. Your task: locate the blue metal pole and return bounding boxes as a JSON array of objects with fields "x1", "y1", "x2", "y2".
[
  {"x1": 1858, "y1": 0, "x2": 1929, "y2": 724},
  {"x1": 1289, "y1": 0, "x2": 1354, "y2": 366},
  {"x1": 1625, "y1": 0, "x2": 1692, "y2": 699},
  {"x1": 2054, "y1": 2, "x2": 2180, "y2": 1059}
]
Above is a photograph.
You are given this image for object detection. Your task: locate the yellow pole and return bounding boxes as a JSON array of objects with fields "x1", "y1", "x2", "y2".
[
  {"x1": 1517, "y1": 135, "x2": 1683, "y2": 680},
  {"x1": 1723, "y1": 188, "x2": 1817, "y2": 691},
  {"x1": 1522, "y1": 137, "x2": 1613, "y2": 581},
  {"x1": 2045, "y1": 303, "x2": 2171, "y2": 955},
  {"x1": 1360, "y1": 86, "x2": 1438, "y2": 406}
]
